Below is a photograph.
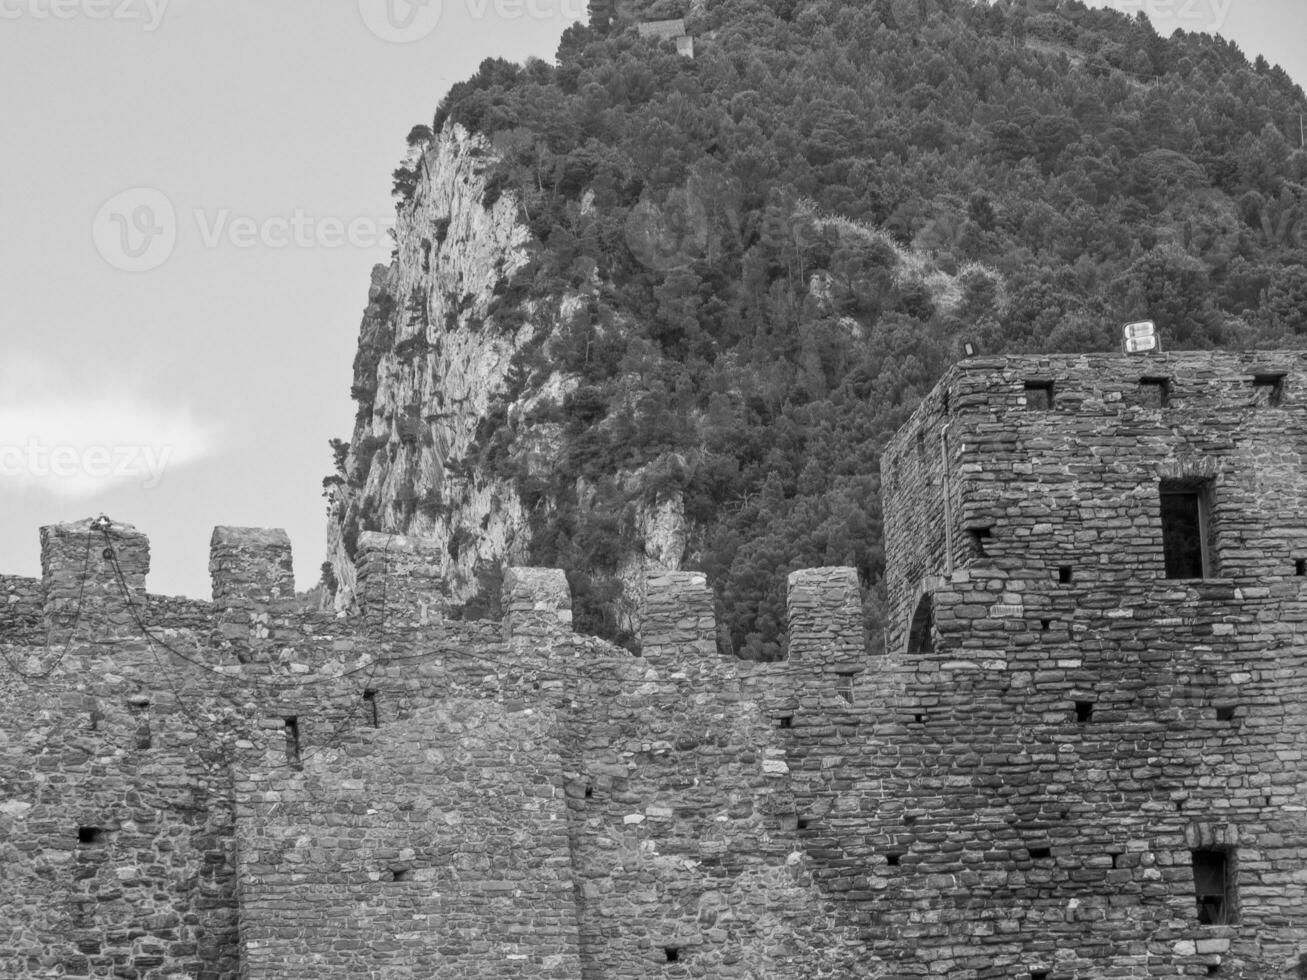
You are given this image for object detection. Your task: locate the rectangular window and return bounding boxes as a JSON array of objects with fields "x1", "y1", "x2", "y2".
[
  {"x1": 1139, "y1": 376, "x2": 1171, "y2": 407},
  {"x1": 1192, "y1": 849, "x2": 1236, "y2": 924},
  {"x1": 1160, "y1": 481, "x2": 1214, "y2": 579},
  {"x1": 363, "y1": 690, "x2": 379, "y2": 728},
  {"x1": 1024, "y1": 381, "x2": 1054, "y2": 410},
  {"x1": 284, "y1": 717, "x2": 301, "y2": 768},
  {"x1": 1252, "y1": 373, "x2": 1286, "y2": 406}
]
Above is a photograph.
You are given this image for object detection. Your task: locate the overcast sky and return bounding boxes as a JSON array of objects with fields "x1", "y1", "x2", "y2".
[{"x1": 0, "y1": 0, "x2": 1304, "y2": 600}]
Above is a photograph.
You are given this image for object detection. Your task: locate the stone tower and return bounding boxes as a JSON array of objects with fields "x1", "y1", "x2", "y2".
[{"x1": 877, "y1": 351, "x2": 1307, "y2": 976}]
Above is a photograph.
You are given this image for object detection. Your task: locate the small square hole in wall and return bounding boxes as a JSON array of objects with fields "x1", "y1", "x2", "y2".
[
  {"x1": 1206, "y1": 964, "x2": 1220, "y2": 975},
  {"x1": 1040, "y1": 619, "x2": 1051, "y2": 631},
  {"x1": 664, "y1": 947, "x2": 680, "y2": 963},
  {"x1": 1058, "y1": 566, "x2": 1073, "y2": 584},
  {"x1": 390, "y1": 868, "x2": 413, "y2": 882},
  {"x1": 1139, "y1": 376, "x2": 1171, "y2": 408},
  {"x1": 1215, "y1": 704, "x2": 1236, "y2": 722},
  {"x1": 777, "y1": 715, "x2": 794, "y2": 730},
  {"x1": 78, "y1": 827, "x2": 106, "y2": 845},
  {"x1": 1252, "y1": 372, "x2": 1286, "y2": 406},
  {"x1": 1028, "y1": 846, "x2": 1052, "y2": 860},
  {"x1": 1024, "y1": 380, "x2": 1055, "y2": 410},
  {"x1": 1031, "y1": 972, "x2": 1050, "y2": 980},
  {"x1": 796, "y1": 817, "x2": 812, "y2": 830},
  {"x1": 584, "y1": 784, "x2": 594, "y2": 799},
  {"x1": 1075, "y1": 701, "x2": 1094, "y2": 724},
  {"x1": 886, "y1": 852, "x2": 903, "y2": 867},
  {"x1": 913, "y1": 713, "x2": 926, "y2": 724},
  {"x1": 968, "y1": 527, "x2": 993, "y2": 557}
]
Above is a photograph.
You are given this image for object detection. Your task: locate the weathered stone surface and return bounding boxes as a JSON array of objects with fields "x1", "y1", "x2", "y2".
[{"x1": 4, "y1": 349, "x2": 1306, "y2": 979}]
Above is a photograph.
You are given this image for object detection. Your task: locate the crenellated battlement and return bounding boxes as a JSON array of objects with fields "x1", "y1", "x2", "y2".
[
  {"x1": 12, "y1": 518, "x2": 872, "y2": 673},
  {"x1": 0, "y1": 515, "x2": 873, "y2": 980},
  {"x1": 40, "y1": 516, "x2": 149, "y2": 636},
  {"x1": 209, "y1": 526, "x2": 294, "y2": 610}
]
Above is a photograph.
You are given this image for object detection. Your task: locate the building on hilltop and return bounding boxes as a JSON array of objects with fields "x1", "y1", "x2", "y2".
[
  {"x1": 0, "y1": 350, "x2": 1305, "y2": 978},
  {"x1": 637, "y1": 18, "x2": 694, "y2": 56}
]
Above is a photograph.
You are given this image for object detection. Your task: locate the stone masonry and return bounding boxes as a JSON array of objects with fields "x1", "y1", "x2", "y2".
[{"x1": 0, "y1": 350, "x2": 1304, "y2": 978}]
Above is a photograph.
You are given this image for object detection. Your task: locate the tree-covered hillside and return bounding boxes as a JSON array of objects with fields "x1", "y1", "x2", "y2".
[{"x1": 387, "y1": 0, "x2": 1307, "y2": 657}]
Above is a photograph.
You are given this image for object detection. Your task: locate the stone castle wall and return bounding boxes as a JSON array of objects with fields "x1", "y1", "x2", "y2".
[{"x1": 2, "y1": 350, "x2": 1305, "y2": 978}]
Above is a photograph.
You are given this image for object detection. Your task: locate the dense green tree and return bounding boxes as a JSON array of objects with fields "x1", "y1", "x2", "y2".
[{"x1": 387, "y1": 0, "x2": 1307, "y2": 656}]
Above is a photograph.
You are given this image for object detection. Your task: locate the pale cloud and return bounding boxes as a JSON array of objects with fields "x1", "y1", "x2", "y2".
[{"x1": 0, "y1": 357, "x2": 218, "y2": 499}]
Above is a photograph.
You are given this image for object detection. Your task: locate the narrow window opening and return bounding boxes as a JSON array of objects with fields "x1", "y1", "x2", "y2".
[
  {"x1": 1215, "y1": 704, "x2": 1236, "y2": 722},
  {"x1": 968, "y1": 526, "x2": 993, "y2": 557},
  {"x1": 1058, "y1": 565, "x2": 1073, "y2": 584},
  {"x1": 796, "y1": 817, "x2": 812, "y2": 830},
  {"x1": 584, "y1": 784, "x2": 594, "y2": 800},
  {"x1": 664, "y1": 947, "x2": 680, "y2": 963},
  {"x1": 837, "y1": 674, "x2": 855, "y2": 704},
  {"x1": 906, "y1": 594, "x2": 934, "y2": 654},
  {"x1": 362, "y1": 690, "x2": 379, "y2": 728},
  {"x1": 777, "y1": 715, "x2": 793, "y2": 730},
  {"x1": 1024, "y1": 380, "x2": 1054, "y2": 410},
  {"x1": 1028, "y1": 846, "x2": 1051, "y2": 860},
  {"x1": 89, "y1": 707, "x2": 102, "y2": 732},
  {"x1": 390, "y1": 868, "x2": 413, "y2": 882},
  {"x1": 1111, "y1": 853, "x2": 1122, "y2": 869},
  {"x1": 1160, "y1": 480, "x2": 1215, "y2": 579},
  {"x1": 1252, "y1": 372, "x2": 1286, "y2": 406},
  {"x1": 129, "y1": 699, "x2": 151, "y2": 750},
  {"x1": 886, "y1": 852, "x2": 903, "y2": 867},
  {"x1": 1140, "y1": 376, "x2": 1171, "y2": 408},
  {"x1": 1295, "y1": 558, "x2": 1306, "y2": 577},
  {"x1": 1192, "y1": 848, "x2": 1236, "y2": 925},
  {"x1": 78, "y1": 826, "x2": 106, "y2": 845},
  {"x1": 284, "y1": 717, "x2": 301, "y2": 768},
  {"x1": 915, "y1": 428, "x2": 926, "y2": 464},
  {"x1": 1176, "y1": 798, "x2": 1186, "y2": 812},
  {"x1": 1075, "y1": 701, "x2": 1094, "y2": 724}
]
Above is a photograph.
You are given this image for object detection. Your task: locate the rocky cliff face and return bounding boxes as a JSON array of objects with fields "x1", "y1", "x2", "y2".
[{"x1": 325, "y1": 125, "x2": 687, "y2": 624}]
